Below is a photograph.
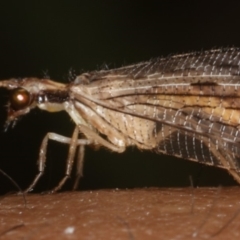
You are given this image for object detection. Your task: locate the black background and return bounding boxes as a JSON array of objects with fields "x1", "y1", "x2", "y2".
[{"x1": 0, "y1": 1, "x2": 239, "y2": 193}]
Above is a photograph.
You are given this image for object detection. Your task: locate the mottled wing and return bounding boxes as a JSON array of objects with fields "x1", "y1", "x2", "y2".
[{"x1": 74, "y1": 48, "x2": 240, "y2": 182}]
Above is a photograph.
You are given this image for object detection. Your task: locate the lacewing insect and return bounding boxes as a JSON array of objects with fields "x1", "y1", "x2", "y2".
[{"x1": 1, "y1": 48, "x2": 240, "y2": 192}]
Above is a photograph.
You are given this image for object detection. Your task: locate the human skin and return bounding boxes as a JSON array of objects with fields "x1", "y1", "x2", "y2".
[{"x1": 0, "y1": 187, "x2": 240, "y2": 240}]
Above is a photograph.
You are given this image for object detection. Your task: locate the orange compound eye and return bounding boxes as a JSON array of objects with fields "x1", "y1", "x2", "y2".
[{"x1": 9, "y1": 88, "x2": 31, "y2": 110}]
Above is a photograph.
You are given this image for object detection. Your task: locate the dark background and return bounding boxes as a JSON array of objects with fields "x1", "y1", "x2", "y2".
[{"x1": 0, "y1": 1, "x2": 239, "y2": 193}]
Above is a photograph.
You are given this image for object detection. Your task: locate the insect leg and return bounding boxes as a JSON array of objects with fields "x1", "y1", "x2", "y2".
[
  {"x1": 24, "y1": 126, "x2": 91, "y2": 193},
  {"x1": 50, "y1": 126, "x2": 91, "y2": 192},
  {"x1": 72, "y1": 144, "x2": 85, "y2": 190},
  {"x1": 72, "y1": 124, "x2": 126, "y2": 190},
  {"x1": 25, "y1": 123, "x2": 126, "y2": 193},
  {"x1": 77, "y1": 124, "x2": 126, "y2": 153},
  {"x1": 52, "y1": 123, "x2": 126, "y2": 192}
]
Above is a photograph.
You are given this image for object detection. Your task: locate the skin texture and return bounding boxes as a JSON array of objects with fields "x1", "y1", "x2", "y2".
[{"x1": 0, "y1": 187, "x2": 240, "y2": 240}]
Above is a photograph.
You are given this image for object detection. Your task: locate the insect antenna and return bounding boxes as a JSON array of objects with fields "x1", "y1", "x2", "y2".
[{"x1": 0, "y1": 168, "x2": 27, "y2": 207}]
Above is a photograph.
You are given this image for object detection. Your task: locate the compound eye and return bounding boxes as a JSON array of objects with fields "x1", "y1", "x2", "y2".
[{"x1": 9, "y1": 88, "x2": 31, "y2": 110}]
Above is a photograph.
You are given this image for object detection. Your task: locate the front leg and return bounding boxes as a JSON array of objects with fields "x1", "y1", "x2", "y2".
[
  {"x1": 25, "y1": 124, "x2": 126, "y2": 193},
  {"x1": 52, "y1": 124, "x2": 126, "y2": 192},
  {"x1": 25, "y1": 126, "x2": 91, "y2": 193}
]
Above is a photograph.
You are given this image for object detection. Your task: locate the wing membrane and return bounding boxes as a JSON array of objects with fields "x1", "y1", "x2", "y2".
[{"x1": 71, "y1": 48, "x2": 240, "y2": 182}]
